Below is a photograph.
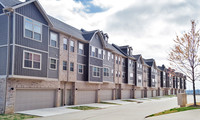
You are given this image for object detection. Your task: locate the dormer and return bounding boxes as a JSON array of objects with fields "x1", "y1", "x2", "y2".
[{"x1": 119, "y1": 46, "x2": 133, "y2": 56}]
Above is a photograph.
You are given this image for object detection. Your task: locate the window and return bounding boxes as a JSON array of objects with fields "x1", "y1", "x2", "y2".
[
  {"x1": 93, "y1": 66, "x2": 100, "y2": 77},
  {"x1": 116, "y1": 71, "x2": 118, "y2": 77},
  {"x1": 70, "y1": 41, "x2": 75, "y2": 52},
  {"x1": 79, "y1": 43, "x2": 84, "y2": 54},
  {"x1": 63, "y1": 61, "x2": 67, "y2": 70},
  {"x1": 119, "y1": 57, "x2": 121, "y2": 64},
  {"x1": 24, "y1": 51, "x2": 41, "y2": 70},
  {"x1": 104, "y1": 68, "x2": 109, "y2": 77},
  {"x1": 111, "y1": 69, "x2": 114, "y2": 76},
  {"x1": 103, "y1": 50, "x2": 105, "y2": 59},
  {"x1": 138, "y1": 74, "x2": 142, "y2": 83},
  {"x1": 50, "y1": 58, "x2": 57, "y2": 70},
  {"x1": 70, "y1": 62, "x2": 74, "y2": 71},
  {"x1": 112, "y1": 54, "x2": 114, "y2": 59},
  {"x1": 122, "y1": 72, "x2": 125, "y2": 79},
  {"x1": 91, "y1": 46, "x2": 95, "y2": 57},
  {"x1": 122, "y1": 58, "x2": 125, "y2": 66},
  {"x1": 63, "y1": 38, "x2": 68, "y2": 50},
  {"x1": 129, "y1": 60, "x2": 131, "y2": 66},
  {"x1": 130, "y1": 73, "x2": 133, "y2": 77},
  {"x1": 78, "y1": 64, "x2": 83, "y2": 74},
  {"x1": 98, "y1": 50, "x2": 102, "y2": 58},
  {"x1": 95, "y1": 48, "x2": 98, "y2": 57},
  {"x1": 108, "y1": 52, "x2": 110, "y2": 60},
  {"x1": 119, "y1": 71, "x2": 121, "y2": 77},
  {"x1": 116, "y1": 56, "x2": 118, "y2": 64},
  {"x1": 24, "y1": 18, "x2": 42, "y2": 41},
  {"x1": 50, "y1": 32, "x2": 58, "y2": 47}
]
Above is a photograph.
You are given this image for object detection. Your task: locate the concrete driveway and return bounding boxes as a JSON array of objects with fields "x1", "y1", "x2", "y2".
[{"x1": 28, "y1": 95, "x2": 200, "y2": 120}]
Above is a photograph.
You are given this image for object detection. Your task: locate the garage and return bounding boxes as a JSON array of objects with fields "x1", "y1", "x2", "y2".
[
  {"x1": 153, "y1": 90, "x2": 156, "y2": 97},
  {"x1": 99, "y1": 90, "x2": 113, "y2": 101},
  {"x1": 121, "y1": 89, "x2": 131, "y2": 99},
  {"x1": 147, "y1": 90, "x2": 152, "y2": 98},
  {"x1": 135, "y1": 90, "x2": 142, "y2": 98},
  {"x1": 160, "y1": 90, "x2": 163, "y2": 96},
  {"x1": 76, "y1": 90, "x2": 96, "y2": 104},
  {"x1": 15, "y1": 89, "x2": 56, "y2": 112}
]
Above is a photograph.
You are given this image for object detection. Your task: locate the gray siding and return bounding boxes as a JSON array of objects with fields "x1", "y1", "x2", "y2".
[
  {"x1": 77, "y1": 55, "x2": 87, "y2": 64},
  {"x1": 16, "y1": 3, "x2": 48, "y2": 25},
  {"x1": 103, "y1": 51, "x2": 114, "y2": 82},
  {"x1": 77, "y1": 65, "x2": 87, "y2": 81},
  {"x1": 14, "y1": 46, "x2": 48, "y2": 77},
  {"x1": 0, "y1": 47, "x2": 7, "y2": 75},
  {"x1": 90, "y1": 34, "x2": 103, "y2": 49},
  {"x1": 48, "y1": 59, "x2": 59, "y2": 79},
  {"x1": 0, "y1": 15, "x2": 8, "y2": 45},
  {"x1": 15, "y1": 14, "x2": 48, "y2": 51}
]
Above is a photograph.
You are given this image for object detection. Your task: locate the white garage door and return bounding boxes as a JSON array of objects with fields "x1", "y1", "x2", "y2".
[
  {"x1": 135, "y1": 90, "x2": 142, "y2": 98},
  {"x1": 15, "y1": 89, "x2": 56, "y2": 112},
  {"x1": 147, "y1": 90, "x2": 152, "y2": 98},
  {"x1": 99, "y1": 90, "x2": 112, "y2": 101},
  {"x1": 160, "y1": 90, "x2": 163, "y2": 96},
  {"x1": 153, "y1": 90, "x2": 156, "y2": 97},
  {"x1": 76, "y1": 90, "x2": 96, "y2": 104},
  {"x1": 122, "y1": 90, "x2": 131, "y2": 99}
]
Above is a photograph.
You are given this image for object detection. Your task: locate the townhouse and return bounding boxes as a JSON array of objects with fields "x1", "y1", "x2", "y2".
[{"x1": 0, "y1": 0, "x2": 186, "y2": 114}]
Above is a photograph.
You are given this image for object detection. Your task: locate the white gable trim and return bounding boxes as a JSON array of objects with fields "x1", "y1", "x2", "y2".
[{"x1": 0, "y1": 1, "x2": 5, "y2": 7}]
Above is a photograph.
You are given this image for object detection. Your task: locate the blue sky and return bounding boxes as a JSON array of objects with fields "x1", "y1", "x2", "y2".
[{"x1": 74, "y1": 0, "x2": 108, "y2": 13}]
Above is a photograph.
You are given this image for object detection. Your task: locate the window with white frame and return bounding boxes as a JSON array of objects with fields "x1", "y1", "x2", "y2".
[
  {"x1": 91, "y1": 46, "x2": 95, "y2": 57},
  {"x1": 122, "y1": 72, "x2": 125, "y2": 79},
  {"x1": 24, "y1": 51, "x2": 41, "y2": 70},
  {"x1": 78, "y1": 64, "x2": 83, "y2": 74},
  {"x1": 116, "y1": 71, "x2": 118, "y2": 77},
  {"x1": 63, "y1": 38, "x2": 67, "y2": 50},
  {"x1": 119, "y1": 57, "x2": 121, "y2": 64},
  {"x1": 63, "y1": 61, "x2": 67, "y2": 70},
  {"x1": 24, "y1": 18, "x2": 42, "y2": 41},
  {"x1": 50, "y1": 32, "x2": 58, "y2": 47},
  {"x1": 111, "y1": 69, "x2": 113, "y2": 76},
  {"x1": 98, "y1": 50, "x2": 102, "y2": 58},
  {"x1": 122, "y1": 58, "x2": 125, "y2": 66},
  {"x1": 103, "y1": 50, "x2": 105, "y2": 59},
  {"x1": 78, "y1": 43, "x2": 84, "y2": 55},
  {"x1": 119, "y1": 71, "x2": 121, "y2": 77},
  {"x1": 50, "y1": 58, "x2": 57, "y2": 70},
  {"x1": 93, "y1": 66, "x2": 100, "y2": 77},
  {"x1": 70, "y1": 41, "x2": 75, "y2": 52},
  {"x1": 112, "y1": 54, "x2": 114, "y2": 59},
  {"x1": 130, "y1": 73, "x2": 133, "y2": 77},
  {"x1": 116, "y1": 56, "x2": 118, "y2": 64},
  {"x1": 95, "y1": 48, "x2": 98, "y2": 57},
  {"x1": 108, "y1": 52, "x2": 110, "y2": 60},
  {"x1": 138, "y1": 74, "x2": 142, "y2": 83},
  {"x1": 103, "y1": 68, "x2": 109, "y2": 77},
  {"x1": 70, "y1": 62, "x2": 74, "y2": 71}
]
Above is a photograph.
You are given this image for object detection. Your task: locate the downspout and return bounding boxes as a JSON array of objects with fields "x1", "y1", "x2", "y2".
[{"x1": 3, "y1": 10, "x2": 11, "y2": 114}]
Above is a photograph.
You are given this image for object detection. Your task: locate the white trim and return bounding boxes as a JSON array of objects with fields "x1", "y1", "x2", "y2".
[
  {"x1": 103, "y1": 67, "x2": 110, "y2": 77},
  {"x1": 49, "y1": 57, "x2": 57, "y2": 70},
  {"x1": 62, "y1": 61, "x2": 67, "y2": 71},
  {"x1": 0, "y1": 1, "x2": 5, "y2": 7},
  {"x1": 70, "y1": 40, "x2": 75, "y2": 52},
  {"x1": 12, "y1": 10, "x2": 16, "y2": 76},
  {"x1": 8, "y1": 75, "x2": 58, "y2": 81},
  {"x1": 0, "y1": 45, "x2": 8, "y2": 48},
  {"x1": 78, "y1": 64, "x2": 84, "y2": 74},
  {"x1": 78, "y1": 42, "x2": 84, "y2": 55},
  {"x1": 69, "y1": 62, "x2": 74, "y2": 72},
  {"x1": 23, "y1": 50, "x2": 42, "y2": 70},
  {"x1": 0, "y1": 75, "x2": 6, "y2": 79},
  {"x1": 0, "y1": 13, "x2": 5, "y2": 16},
  {"x1": 15, "y1": 44, "x2": 48, "y2": 53}
]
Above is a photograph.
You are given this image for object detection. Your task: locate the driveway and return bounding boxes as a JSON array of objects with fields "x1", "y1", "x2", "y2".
[{"x1": 29, "y1": 95, "x2": 200, "y2": 120}]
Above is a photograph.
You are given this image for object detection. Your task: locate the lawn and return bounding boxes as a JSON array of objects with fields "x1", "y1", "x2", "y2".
[
  {"x1": 68, "y1": 106, "x2": 100, "y2": 110},
  {"x1": 100, "y1": 102, "x2": 121, "y2": 105},
  {"x1": 0, "y1": 114, "x2": 38, "y2": 120},
  {"x1": 121, "y1": 100, "x2": 143, "y2": 103},
  {"x1": 146, "y1": 106, "x2": 200, "y2": 118}
]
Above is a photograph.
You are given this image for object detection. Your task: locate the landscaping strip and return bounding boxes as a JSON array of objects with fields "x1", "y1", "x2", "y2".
[
  {"x1": 68, "y1": 106, "x2": 100, "y2": 110},
  {"x1": 146, "y1": 106, "x2": 200, "y2": 118},
  {"x1": 100, "y1": 102, "x2": 121, "y2": 105},
  {"x1": 121, "y1": 100, "x2": 143, "y2": 103},
  {"x1": 0, "y1": 113, "x2": 38, "y2": 120}
]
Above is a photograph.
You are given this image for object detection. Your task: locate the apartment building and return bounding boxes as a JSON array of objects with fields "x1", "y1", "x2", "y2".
[{"x1": 0, "y1": 0, "x2": 186, "y2": 114}]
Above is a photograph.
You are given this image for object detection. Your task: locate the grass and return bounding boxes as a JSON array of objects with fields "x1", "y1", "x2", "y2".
[
  {"x1": 0, "y1": 114, "x2": 38, "y2": 120},
  {"x1": 100, "y1": 102, "x2": 121, "y2": 105},
  {"x1": 151, "y1": 97, "x2": 161, "y2": 100},
  {"x1": 146, "y1": 106, "x2": 200, "y2": 118},
  {"x1": 68, "y1": 106, "x2": 100, "y2": 110},
  {"x1": 121, "y1": 100, "x2": 143, "y2": 103},
  {"x1": 164, "y1": 95, "x2": 176, "y2": 98}
]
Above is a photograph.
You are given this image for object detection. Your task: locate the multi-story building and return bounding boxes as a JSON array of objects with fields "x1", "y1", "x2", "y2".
[{"x1": 0, "y1": 0, "x2": 186, "y2": 114}]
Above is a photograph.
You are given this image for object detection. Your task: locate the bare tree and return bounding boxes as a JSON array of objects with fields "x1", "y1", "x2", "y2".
[{"x1": 169, "y1": 20, "x2": 200, "y2": 106}]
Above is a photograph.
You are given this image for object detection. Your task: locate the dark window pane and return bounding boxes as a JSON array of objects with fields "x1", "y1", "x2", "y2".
[
  {"x1": 25, "y1": 29, "x2": 33, "y2": 38},
  {"x1": 51, "y1": 64, "x2": 56, "y2": 69},
  {"x1": 51, "y1": 40, "x2": 56, "y2": 47},
  {"x1": 33, "y1": 62, "x2": 40, "y2": 69},
  {"x1": 63, "y1": 44, "x2": 67, "y2": 50},
  {"x1": 25, "y1": 60, "x2": 32, "y2": 68},
  {"x1": 34, "y1": 33, "x2": 41, "y2": 41}
]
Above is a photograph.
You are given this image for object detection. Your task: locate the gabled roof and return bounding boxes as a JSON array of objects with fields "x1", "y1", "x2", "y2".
[
  {"x1": 144, "y1": 58, "x2": 156, "y2": 67},
  {"x1": 112, "y1": 44, "x2": 134, "y2": 58},
  {"x1": 0, "y1": 0, "x2": 22, "y2": 7},
  {"x1": 81, "y1": 29, "x2": 97, "y2": 41},
  {"x1": 158, "y1": 65, "x2": 166, "y2": 71}
]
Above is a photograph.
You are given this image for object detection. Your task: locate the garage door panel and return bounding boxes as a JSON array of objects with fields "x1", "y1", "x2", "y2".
[
  {"x1": 100, "y1": 90, "x2": 112, "y2": 101},
  {"x1": 153, "y1": 90, "x2": 156, "y2": 97},
  {"x1": 147, "y1": 90, "x2": 152, "y2": 98},
  {"x1": 135, "y1": 90, "x2": 141, "y2": 98},
  {"x1": 15, "y1": 89, "x2": 56, "y2": 112},
  {"x1": 76, "y1": 90, "x2": 96, "y2": 104},
  {"x1": 122, "y1": 90, "x2": 131, "y2": 99}
]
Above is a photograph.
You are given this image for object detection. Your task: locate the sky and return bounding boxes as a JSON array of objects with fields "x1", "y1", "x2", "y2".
[{"x1": 22, "y1": 0, "x2": 200, "y2": 90}]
